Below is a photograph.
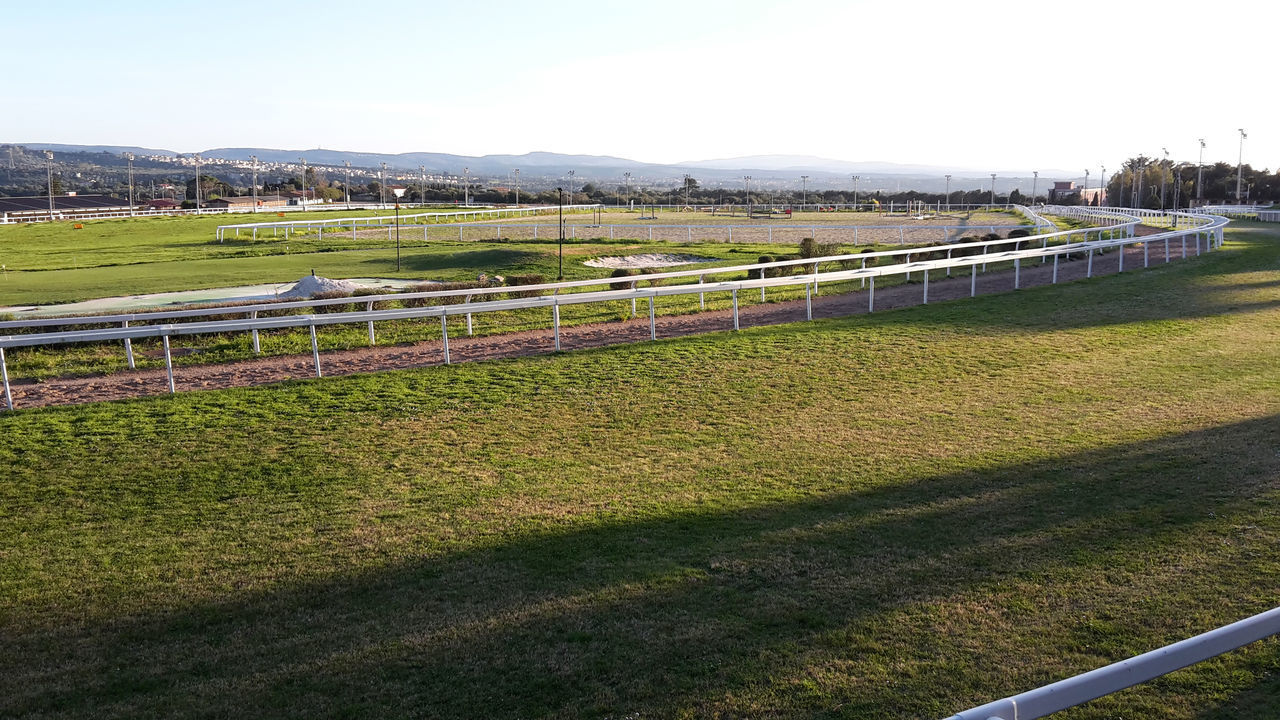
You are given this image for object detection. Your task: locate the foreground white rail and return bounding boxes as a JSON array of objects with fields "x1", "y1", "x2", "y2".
[
  {"x1": 948, "y1": 606, "x2": 1280, "y2": 720},
  {"x1": 0, "y1": 209, "x2": 1226, "y2": 410}
]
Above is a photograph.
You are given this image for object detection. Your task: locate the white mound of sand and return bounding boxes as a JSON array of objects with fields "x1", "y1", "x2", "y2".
[
  {"x1": 279, "y1": 275, "x2": 361, "y2": 299},
  {"x1": 583, "y1": 253, "x2": 715, "y2": 269}
]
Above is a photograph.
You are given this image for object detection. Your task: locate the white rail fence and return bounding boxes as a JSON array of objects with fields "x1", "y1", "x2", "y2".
[
  {"x1": 213, "y1": 204, "x2": 603, "y2": 241},
  {"x1": 947, "y1": 606, "x2": 1280, "y2": 720},
  {"x1": 0, "y1": 208, "x2": 1224, "y2": 410}
]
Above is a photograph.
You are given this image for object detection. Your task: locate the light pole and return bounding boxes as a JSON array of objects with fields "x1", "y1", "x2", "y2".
[
  {"x1": 513, "y1": 168, "x2": 520, "y2": 206},
  {"x1": 744, "y1": 175, "x2": 752, "y2": 217},
  {"x1": 1236, "y1": 128, "x2": 1247, "y2": 204},
  {"x1": 1160, "y1": 148, "x2": 1169, "y2": 211},
  {"x1": 1135, "y1": 159, "x2": 1146, "y2": 209},
  {"x1": 683, "y1": 174, "x2": 692, "y2": 207},
  {"x1": 989, "y1": 173, "x2": 996, "y2": 205},
  {"x1": 852, "y1": 175, "x2": 859, "y2": 208},
  {"x1": 1100, "y1": 165, "x2": 1106, "y2": 207},
  {"x1": 343, "y1": 161, "x2": 351, "y2": 209},
  {"x1": 944, "y1": 174, "x2": 951, "y2": 210},
  {"x1": 420, "y1": 165, "x2": 426, "y2": 207},
  {"x1": 194, "y1": 153, "x2": 202, "y2": 211},
  {"x1": 566, "y1": 170, "x2": 574, "y2": 204},
  {"x1": 379, "y1": 162, "x2": 387, "y2": 207},
  {"x1": 124, "y1": 152, "x2": 135, "y2": 215},
  {"x1": 464, "y1": 166, "x2": 470, "y2": 206},
  {"x1": 557, "y1": 187, "x2": 564, "y2": 280},
  {"x1": 299, "y1": 156, "x2": 307, "y2": 205},
  {"x1": 1031, "y1": 171, "x2": 1038, "y2": 207},
  {"x1": 801, "y1": 174, "x2": 808, "y2": 210},
  {"x1": 1083, "y1": 169, "x2": 1089, "y2": 205},
  {"x1": 623, "y1": 171, "x2": 632, "y2": 207},
  {"x1": 392, "y1": 187, "x2": 406, "y2": 271},
  {"x1": 1196, "y1": 138, "x2": 1205, "y2": 203},
  {"x1": 44, "y1": 150, "x2": 54, "y2": 220},
  {"x1": 250, "y1": 155, "x2": 258, "y2": 212}
]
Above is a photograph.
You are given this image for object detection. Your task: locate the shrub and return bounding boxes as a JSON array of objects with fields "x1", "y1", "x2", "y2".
[
  {"x1": 1008, "y1": 228, "x2": 1032, "y2": 239},
  {"x1": 352, "y1": 286, "x2": 393, "y2": 311},
  {"x1": 506, "y1": 273, "x2": 546, "y2": 298},
  {"x1": 309, "y1": 290, "x2": 353, "y2": 314},
  {"x1": 609, "y1": 268, "x2": 637, "y2": 289},
  {"x1": 798, "y1": 237, "x2": 840, "y2": 259},
  {"x1": 757, "y1": 255, "x2": 774, "y2": 279}
]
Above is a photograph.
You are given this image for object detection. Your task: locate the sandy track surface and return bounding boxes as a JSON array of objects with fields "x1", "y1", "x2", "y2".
[{"x1": 8, "y1": 228, "x2": 1197, "y2": 410}]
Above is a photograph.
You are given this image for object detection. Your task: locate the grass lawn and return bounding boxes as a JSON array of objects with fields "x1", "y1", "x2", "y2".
[{"x1": 1, "y1": 223, "x2": 1278, "y2": 718}]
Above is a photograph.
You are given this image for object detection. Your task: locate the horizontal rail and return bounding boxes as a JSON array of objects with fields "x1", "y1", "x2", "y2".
[
  {"x1": 948, "y1": 606, "x2": 1280, "y2": 720},
  {"x1": 213, "y1": 204, "x2": 603, "y2": 240}
]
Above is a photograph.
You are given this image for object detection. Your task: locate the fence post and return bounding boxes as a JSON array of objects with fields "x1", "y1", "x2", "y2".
[
  {"x1": 806, "y1": 282, "x2": 813, "y2": 320},
  {"x1": 1052, "y1": 254, "x2": 1059, "y2": 283},
  {"x1": 971, "y1": 263, "x2": 977, "y2": 297},
  {"x1": 1119, "y1": 241, "x2": 1125, "y2": 272},
  {"x1": 1014, "y1": 258, "x2": 1020, "y2": 289},
  {"x1": 869, "y1": 277, "x2": 875, "y2": 312},
  {"x1": 732, "y1": 289, "x2": 740, "y2": 330},
  {"x1": 162, "y1": 335, "x2": 175, "y2": 393},
  {"x1": 1, "y1": 347, "x2": 11, "y2": 411},
  {"x1": 1144, "y1": 241, "x2": 1149, "y2": 267},
  {"x1": 122, "y1": 320, "x2": 135, "y2": 369},
  {"x1": 1087, "y1": 249, "x2": 1094, "y2": 278},
  {"x1": 250, "y1": 310, "x2": 261, "y2": 354},
  {"x1": 1182, "y1": 236, "x2": 1187, "y2": 259},
  {"x1": 699, "y1": 275, "x2": 706, "y2": 310},
  {"x1": 923, "y1": 270, "x2": 929, "y2": 304},
  {"x1": 310, "y1": 324, "x2": 322, "y2": 378},
  {"x1": 553, "y1": 300, "x2": 561, "y2": 351},
  {"x1": 648, "y1": 296, "x2": 656, "y2": 340}
]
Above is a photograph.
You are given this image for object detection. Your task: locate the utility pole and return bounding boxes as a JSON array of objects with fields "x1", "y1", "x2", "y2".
[
  {"x1": 45, "y1": 150, "x2": 54, "y2": 220},
  {"x1": 1031, "y1": 171, "x2": 1038, "y2": 207},
  {"x1": 513, "y1": 168, "x2": 520, "y2": 206},
  {"x1": 801, "y1": 174, "x2": 809, "y2": 209},
  {"x1": 744, "y1": 175, "x2": 752, "y2": 217},
  {"x1": 124, "y1": 152, "x2": 135, "y2": 215},
  {"x1": 464, "y1": 166, "x2": 470, "y2": 206},
  {"x1": 1084, "y1": 169, "x2": 1090, "y2": 205},
  {"x1": 343, "y1": 160, "x2": 351, "y2": 209},
  {"x1": 852, "y1": 175, "x2": 859, "y2": 208},
  {"x1": 989, "y1": 173, "x2": 996, "y2": 205},
  {"x1": 250, "y1": 155, "x2": 259, "y2": 213},
  {"x1": 944, "y1": 174, "x2": 951, "y2": 210},
  {"x1": 1100, "y1": 165, "x2": 1106, "y2": 206},
  {"x1": 684, "y1": 173, "x2": 692, "y2": 207},
  {"x1": 557, "y1": 187, "x2": 564, "y2": 280},
  {"x1": 299, "y1": 156, "x2": 307, "y2": 205},
  {"x1": 1236, "y1": 128, "x2": 1247, "y2": 204},
  {"x1": 1195, "y1": 139, "x2": 1205, "y2": 204},
  {"x1": 380, "y1": 162, "x2": 387, "y2": 207},
  {"x1": 623, "y1": 171, "x2": 631, "y2": 207},
  {"x1": 420, "y1": 165, "x2": 427, "y2": 207}
]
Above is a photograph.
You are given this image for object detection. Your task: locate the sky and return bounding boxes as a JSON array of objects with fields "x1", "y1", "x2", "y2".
[{"x1": 6, "y1": 0, "x2": 1276, "y2": 173}]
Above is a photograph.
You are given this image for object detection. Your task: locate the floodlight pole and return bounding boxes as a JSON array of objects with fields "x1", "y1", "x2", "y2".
[
  {"x1": 744, "y1": 175, "x2": 752, "y2": 217},
  {"x1": 1236, "y1": 128, "x2": 1247, "y2": 203},
  {"x1": 420, "y1": 165, "x2": 426, "y2": 207},
  {"x1": 989, "y1": 173, "x2": 996, "y2": 205},
  {"x1": 299, "y1": 156, "x2": 307, "y2": 205},
  {"x1": 514, "y1": 168, "x2": 520, "y2": 206},
  {"x1": 124, "y1": 152, "x2": 135, "y2": 215},
  {"x1": 392, "y1": 187, "x2": 406, "y2": 271},
  {"x1": 379, "y1": 162, "x2": 387, "y2": 207},
  {"x1": 852, "y1": 175, "x2": 859, "y2": 208},
  {"x1": 250, "y1": 155, "x2": 259, "y2": 212},
  {"x1": 623, "y1": 171, "x2": 632, "y2": 208},
  {"x1": 1100, "y1": 165, "x2": 1106, "y2": 207},
  {"x1": 801, "y1": 174, "x2": 808, "y2": 210},
  {"x1": 557, "y1": 187, "x2": 564, "y2": 280},
  {"x1": 44, "y1": 151, "x2": 54, "y2": 220},
  {"x1": 464, "y1": 166, "x2": 470, "y2": 206},
  {"x1": 1084, "y1": 168, "x2": 1090, "y2": 204},
  {"x1": 343, "y1": 161, "x2": 351, "y2": 209},
  {"x1": 1031, "y1": 171, "x2": 1038, "y2": 207},
  {"x1": 194, "y1": 153, "x2": 202, "y2": 212},
  {"x1": 1196, "y1": 138, "x2": 1205, "y2": 202},
  {"x1": 1160, "y1": 148, "x2": 1169, "y2": 211},
  {"x1": 944, "y1": 174, "x2": 951, "y2": 210}
]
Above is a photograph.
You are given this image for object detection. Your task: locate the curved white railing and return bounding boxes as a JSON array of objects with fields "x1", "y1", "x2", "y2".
[
  {"x1": 0, "y1": 208, "x2": 1227, "y2": 410},
  {"x1": 948, "y1": 606, "x2": 1280, "y2": 720}
]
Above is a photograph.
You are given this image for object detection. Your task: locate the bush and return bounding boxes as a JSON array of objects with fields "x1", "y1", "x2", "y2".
[
  {"x1": 352, "y1": 286, "x2": 393, "y2": 311},
  {"x1": 1008, "y1": 228, "x2": 1032, "y2": 239},
  {"x1": 798, "y1": 237, "x2": 840, "y2": 259},
  {"x1": 609, "y1": 268, "x2": 637, "y2": 289},
  {"x1": 310, "y1": 290, "x2": 354, "y2": 314},
  {"x1": 506, "y1": 273, "x2": 546, "y2": 298},
  {"x1": 757, "y1": 255, "x2": 774, "y2": 279}
]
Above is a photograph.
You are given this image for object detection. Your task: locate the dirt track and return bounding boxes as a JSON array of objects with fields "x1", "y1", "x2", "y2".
[{"x1": 7, "y1": 227, "x2": 1198, "y2": 410}]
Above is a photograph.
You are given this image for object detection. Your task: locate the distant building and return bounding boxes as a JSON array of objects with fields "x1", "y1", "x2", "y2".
[
  {"x1": 0, "y1": 194, "x2": 135, "y2": 222},
  {"x1": 203, "y1": 194, "x2": 289, "y2": 209},
  {"x1": 1048, "y1": 181, "x2": 1106, "y2": 206}
]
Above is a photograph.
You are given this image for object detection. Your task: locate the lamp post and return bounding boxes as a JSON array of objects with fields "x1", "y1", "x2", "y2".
[
  {"x1": 557, "y1": 187, "x2": 564, "y2": 280},
  {"x1": 1160, "y1": 148, "x2": 1169, "y2": 211},
  {"x1": 1031, "y1": 171, "x2": 1038, "y2": 207},
  {"x1": 852, "y1": 175, "x2": 859, "y2": 208},
  {"x1": 420, "y1": 165, "x2": 426, "y2": 207},
  {"x1": 343, "y1": 161, "x2": 351, "y2": 209},
  {"x1": 989, "y1": 173, "x2": 996, "y2": 205},
  {"x1": 1100, "y1": 165, "x2": 1106, "y2": 206},
  {"x1": 379, "y1": 162, "x2": 387, "y2": 207},
  {"x1": 513, "y1": 168, "x2": 520, "y2": 206},
  {"x1": 44, "y1": 151, "x2": 54, "y2": 220},
  {"x1": 744, "y1": 175, "x2": 752, "y2": 217},
  {"x1": 944, "y1": 174, "x2": 951, "y2": 210},
  {"x1": 683, "y1": 174, "x2": 692, "y2": 208},
  {"x1": 1196, "y1": 138, "x2": 1205, "y2": 203},
  {"x1": 124, "y1": 152, "x2": 135, "y2": 215},
  {"x1": 464, "y1": 166, "x2": 470, "y2": 206},
  {"x1": 566, "y1": 170, "x2": 574, "y2": 204},
  {"x1": 250, "y1": 155, "x2": 258, "y2": 212},
  {"x1": 1135, "y1": 159, "x2": 1146, "y2": 209},
  {"x1": 392, "y1": 187, "x2": 406, "y2": 271},
  {"x1": 194, "y1": 153, "x2": 202, "y2": 211},
  {"x1": 623, "y1": 171, "x2": 632, "y2": 207},
  {"x1": 1236, "y1": 128, "x2": 1247, "y2": 203},
  {"x1": 801, "y1": 174, "x2": 808, "y2": 210},
  {"x1": 1083, "y1": 169, "x2": 1089, "y2": 205},
  {"x1": 299, "y1": 156, "x2": 307, "y2": 205}
]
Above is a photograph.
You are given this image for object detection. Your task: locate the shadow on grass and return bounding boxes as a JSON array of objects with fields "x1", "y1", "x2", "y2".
[{"x1": 4, "y1": 415, "x2": 1279, "y2": 719}]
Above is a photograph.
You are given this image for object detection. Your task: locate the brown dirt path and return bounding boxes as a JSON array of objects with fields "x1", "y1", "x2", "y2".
[{"x1": 7, "y1": 227, "x2": 1205, "y2": 410}]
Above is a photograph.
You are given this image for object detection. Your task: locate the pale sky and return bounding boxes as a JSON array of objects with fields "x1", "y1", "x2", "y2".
[{"x1": 7, "y1": 0, "x2": 1276, "y2": 172}]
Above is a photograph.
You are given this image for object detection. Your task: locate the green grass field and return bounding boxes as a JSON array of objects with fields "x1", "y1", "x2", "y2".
[{"x1": 2, "y1": 222, "x2": 1278, "y2": 719}]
